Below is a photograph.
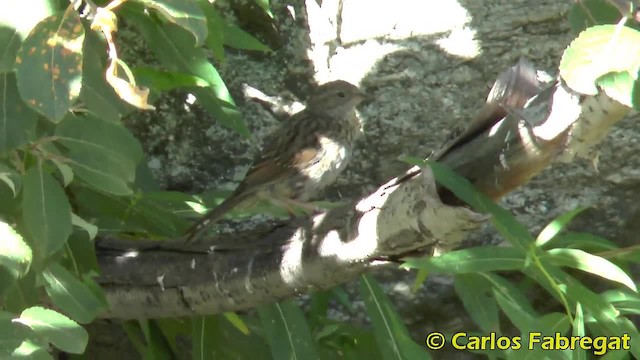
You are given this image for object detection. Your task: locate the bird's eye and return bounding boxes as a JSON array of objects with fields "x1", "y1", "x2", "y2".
[{"x1": 337, "y1": 91, "x2": 346, "y2": 98}]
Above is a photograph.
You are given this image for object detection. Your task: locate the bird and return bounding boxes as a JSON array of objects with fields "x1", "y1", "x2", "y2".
[{"x1": 184, "y1": 80, "x2": 368, "y2": 242}]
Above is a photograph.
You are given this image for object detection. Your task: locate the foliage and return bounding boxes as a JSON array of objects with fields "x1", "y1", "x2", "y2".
[{"x1": 0, "y1": 0, "x2": 639, "y2": 359}]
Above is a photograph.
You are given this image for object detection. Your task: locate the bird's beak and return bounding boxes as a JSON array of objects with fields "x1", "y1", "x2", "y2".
[{"x1": 357, "y1": 90, "x2": 373, "y2": 103}]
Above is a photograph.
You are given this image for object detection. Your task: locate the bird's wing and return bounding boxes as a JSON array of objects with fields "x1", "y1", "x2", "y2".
[{"x1": 236, "y1": 110, "x2": 319, "y2": 196}]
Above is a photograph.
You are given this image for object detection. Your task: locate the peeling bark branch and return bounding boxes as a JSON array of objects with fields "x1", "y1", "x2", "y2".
[{"x1": 96, "y1": 60, "x2": 631, "y2": 320}]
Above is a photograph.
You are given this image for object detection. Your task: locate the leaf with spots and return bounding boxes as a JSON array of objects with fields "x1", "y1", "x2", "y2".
[
  {"x1": 0, "y1": 0, "x2": 58, "y2": 73},
  {"x1": 21, "y1": 165, "x2": 72, "y2": 258},
  {"x1": 139, "y1": 0, "x2": 208, "y2": 47},
  {"x1": 15, "y1": 5, "x2": 85, "y2": 123},
  {"x1": 0, "y1": 73, "x2": 38, "y2": 152}
]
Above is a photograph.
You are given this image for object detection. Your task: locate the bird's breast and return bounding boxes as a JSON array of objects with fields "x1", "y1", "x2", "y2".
[{"x1": 296, "y1": 134, "x2": 352, "y2": 198}]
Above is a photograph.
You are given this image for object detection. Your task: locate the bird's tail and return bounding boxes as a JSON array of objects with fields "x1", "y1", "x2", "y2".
[{"x1": 183, "y1": 191, "x2": 252, "y2": 242}]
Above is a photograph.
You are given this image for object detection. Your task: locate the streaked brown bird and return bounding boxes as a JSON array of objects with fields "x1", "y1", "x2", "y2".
[{"x1": 184, "y1": 80, "x2": 368, "y2": 242}]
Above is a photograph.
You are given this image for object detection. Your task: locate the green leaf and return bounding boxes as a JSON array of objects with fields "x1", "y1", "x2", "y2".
[
  {"x1": 493, "y1": 287, "x2": 537, "y2": 333},
  {"x1": 139, "y1": 0, "x2": 208, "y2": 46},
  {"x1": 359, "y1": 275, "x2": 430, "y2": 360},
  {"x1": 0, "y1": 311, "x2": 29, "y2": 358},
  {"x1": 601, "y1": 290, "x2": 640, "y2": 315},
  {"x1": 21, "y1": 165, "x2": 72, "y2": 257},
  {"x1": 560, "y1": 24, "x2": 640, "y2": 96},
  {"x1": 133, "y1": 67, "x2": 209, "y2": 91},
  {"x1": 222, "y1": 312, "x2": 249, "y2": 336},
  {"x1": 198, "y1": 2, "x2": 225, "y2": 63},
  {"x1": 536, "y1": 207, "x2": 589, "y2": 247},
  {"x1": 80, "y1": 29, "x2": 128, "y2": 123},
  {"x1": 572, "y1": 303, "x2": 586, "y2": 360},
  {"x1": 65, "y1": 232, "x2": 101, "y2": 278},
  {"x1": 55, "y1": 113, "x2": 143, "y2": 163},
  {"x1": 0, "y1": 220, "x2": 31, "y2": 279},
  {"x1": 15, "y1": 306, "x2": 88, "y2": 354},
  {"x1": 597, "y1": 70, "x2": 636, "y2": 107},
  {"x1": 190, "y1": 315, "x2": 270, "y2": 360},
  {"x1": 42, "y1": 263, "x2": 106, "y2": 324},
  {"x1": 222, "y1": 22, "x2": 272, "y2": 53},
  {"x1": 15, "y1": 6, "x2": 85, "y2": 122},
  {"x1": 411, "y1": 268, "x2": 429, "y2": 293},
  {"x1": 71, "y1": 213, "x2": 97, "y2": 241},
  {"x1": 567, "y1": 0, "x2": 625, "y2": 34},
  {"x1": 548, "y1": 232, "x2": 618, "y2": 252},
  {"x1": 0, "y1": 73, "x2": 38, "y2": 152},
  {"x1": 402, "y1": 246, "x2": 526, "y2": 273},
  {"x1": 125, "y1": 7, "x2": 250, "y2": 137},
  {"x1": 254, "y1": 0, "x2": 273, "y2": 18},
  {"x1": 545, "y1": 248, "x2": 636, "y2": 291},
  {"x1": 258, "y1": 301, "x2": 320, "y2": 360},
  {"x1": 55, "y1": 114, "x2": 143, "y2": 195},
  {"x1": 49, "y1": 158, "x2": 73, "y2": 187},
  {"x1": 72, "y1": 185, "x2": 188, "y2": 237},
  {"x1": 10, "y1": 338, "x2": 51, "y2": 359},
  {"x1": 454, "y1": 274, "x2": 500, "y2": 333},
  {"x1": 0, "y1": 163, "x2": 20, "y2": 197}
]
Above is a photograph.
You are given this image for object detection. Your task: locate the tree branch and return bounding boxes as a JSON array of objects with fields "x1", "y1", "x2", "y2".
[{"x1": 95, "y1": 60, "x2": 630, "y2": 319}]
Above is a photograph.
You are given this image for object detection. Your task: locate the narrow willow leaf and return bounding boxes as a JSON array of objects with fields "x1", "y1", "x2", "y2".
[
  {"x1": 190, "y1": 315, "x2": 270, "y2": 360},
  {"x1": 258, "y1": 301, "x2": 320, "y2": 360},
  {"x1": 42, "y1": 263, "x2": 106, "y2": 323},
  {"x1": 549, "y1": 232, "x2": 618, "y2": 252},
  {"x1": 15, "y1": 306, "x2": 88, "y2": 354},
  {"x1": 572, "y1": 303, "x2": 586, "y2": 360},
  {"x1": 493, "y1": 287, "x2": 536, "y2": 333},
  {"x1": 21, "y1": 166, "x2": 72, "y2": 257},
  {"x1": 15, "y1": 6, "x2": 84, "y2": 122},
  {"x1": 0, "y1": 220, "x2": 31, "y2": 279},
  {"x1": 545, "y1": 248, "x2": 637, "y2": 291},
  {"x1": 0, "y1": 73, "x2": 38, "y2": 152},
  {"x1": 407, "y1": 160, "x2": 534, "y2": 251},
  {"x1": 536, "y1": 207, "x2": 590, "y2": 247},
  {"x1": 359, "y1": 275, "x2": 430, "y2": 360},
  {"x1": 139, "y1": 0, "x2": 207, "y2": 46},
  {"x1": 222, "y1": 312, "x2": 249, "y2": 335},
  {"x1": 402, "y1": 246, "x2": 526, "y2": 273},
  {"x1": 601, "y1": 290, "x2": 640, "y2": 315},
  {"x1": 454, "y1": 274, "x2": 500, "y2": 333}
]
